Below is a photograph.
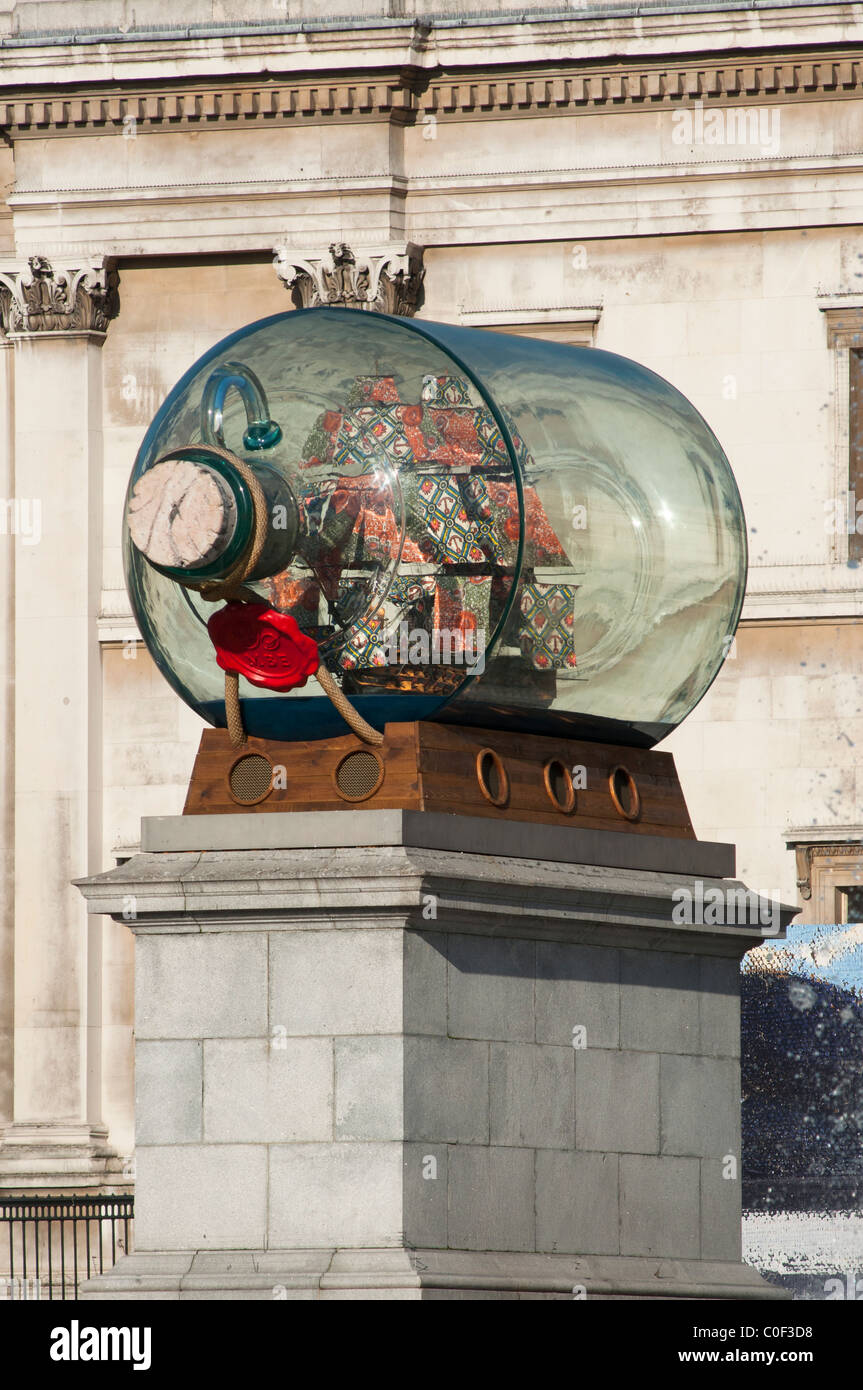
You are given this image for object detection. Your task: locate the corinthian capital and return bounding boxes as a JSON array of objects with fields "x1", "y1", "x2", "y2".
[
  {"x1": 0, "y1": 255, "x2": 119, "y2": 335},
  {"x1": 273, "y1": 242, "x2": 424, "y2": 317}
]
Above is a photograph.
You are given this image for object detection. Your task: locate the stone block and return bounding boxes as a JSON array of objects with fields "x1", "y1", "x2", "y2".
[
  {"x1": 536, "y1": 1150, "x2": 620, "y2": 1256},
  {"x1": 404, "y1": 1036, "x2": 489, "y2": 1144},
  {"x1": 135, "y1": 1041, "x2": 201, "y2": 1145},
  {"x1": 489, "y1": 1042, "x2": 575, "y2": 1148},
  {"x1": 447, "y1": 1146, "x2": 535, "y2": 1252},
  {"x1": 135, "y1": 1145, "x2": 267, "y2": 1251},
  {"x1": 269, "y1": 928, "x2": 403, "y2": 1036},
  {"x1": 536, "y1": 941, "x2": 620, "y2": 1049},
  {"x1": 620, "y1": 1155, "x2": 700, "y2": 1259},
  {"x1": 136, "y1": 933, "x2": 267, "y2": 1040},
  {"x1": 660, "y1": 1054, "x2": 740, "y2": 1158},
  {"x1": 699, "y1": 956, "x2": 741, "y2": 1057},
  {"x1": 403, "y1": 930, "x2": 447, "y2": 1036},
  {"x1": 447, "y1": 933, "x2": 534, "y2": 1042},
  {"x1": 402, "y1": 1142, "x2": 448, "y2": 1249},
  {"x1": 203, "y1": 1037, "x2": 332, "y2": 1143},
  {"x1": 701, "y1": 1157, "x2": 743, "y2": 1262},
  {"x1": 335, "y1": 1037, "x2": 403, "y2": 1140},
  {"x1": 620, "y1": 949, "x2": 699, "y2": 1053},
  {"x1": 268, "y1": 1142, "x2": 403, "y2": 1248},
  {"x1": 576, "y1": 1049, "x2": 660, "y2": 1154}
]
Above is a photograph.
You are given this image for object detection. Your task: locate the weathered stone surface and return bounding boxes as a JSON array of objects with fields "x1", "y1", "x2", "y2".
[
  {"x1": 403, "y1": 930, "x2": 448, "y2": 1036},
  {"x1": 576, "y1": 1048, "x2": 660, "y2": 1155},
  {"x1": 269, "y1": 928, "x2": 403, "y2": 1036},
  {"x1": 701, "y1": 1157, "x2": 743, "y2": 1263},
  {"x1": 79, "y1": 1245, "x2": 788, "y2": 1301},
  {"x1": 136, "y1": 933, "x2": 267, "y2": 1040},
  {"x1": 536, "y1": 1150, "x2": 620, "y2": 1256},
  {"x1": 660, "y1": 1054, "x2": 740, "y2": 1159},
  {"x1": 404, "y1": 1036, "x2": 489, "y2": 1144},
  {"x1": 536, "y1": 940, "x2": 620, "y2": 1050},
  {"x1": 335, "y1": 1037, "x2": 403, "y2": 1141},
  {"x1": 139, "y1": 809, "x2": 736, "y2": 879},
  {"x1": 620, "y1": 949, "x2": 700, "y2": 1054},
  {"x1": 620, "y1": 1155, "x2": 701, "y2": 1260},
  {"x1": 135, "y1": 1145, "x2": 267, "y2": 1251},
  {"x1": 204, "y1": 1037, "x2": 333, "y2": 1144},
  {"x1": 489, "y1": 1042, "x2": 575, "y2": 1149},
  {"x1": 402, "y1": 1142, "x2": 448, "y2": 1250},
  {"x1": 268, "y1": 1143, "x2": 403, "y2": 1248},
  {"x1": 136, "y1": 1041, "x2": 202, "y2": 1146},
  {"x1": 447, "y1": 1146, "x2": 536, "y2": 1253},
  {"x1": 699, "y1": 956, "x2": 743, "y2": 1058},
  {"x1": 447, "y1": 933, "x2": 535, "y2": 1042}
]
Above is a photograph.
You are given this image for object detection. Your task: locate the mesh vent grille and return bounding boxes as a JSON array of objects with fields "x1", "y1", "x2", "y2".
[
  {"x1": 228, "y1": 754, "x2": 273, "y2": 804},
  {"x1": 335, "y1": 751, "x2": 382, "y2": 800}
]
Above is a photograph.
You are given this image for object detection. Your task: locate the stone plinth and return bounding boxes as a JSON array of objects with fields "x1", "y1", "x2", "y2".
[{"x1": 75, "y1": 811, "x2": 789, "y2": 1300}]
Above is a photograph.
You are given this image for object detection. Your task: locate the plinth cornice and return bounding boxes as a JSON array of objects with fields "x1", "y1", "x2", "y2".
[{"x1": 74, "y1": 814, "x2": 794, "y2": 958}]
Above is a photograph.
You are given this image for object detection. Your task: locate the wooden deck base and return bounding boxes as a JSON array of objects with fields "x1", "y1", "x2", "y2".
[{"x1": 184, "y1": 721, "x2": 695, "y2": 839}]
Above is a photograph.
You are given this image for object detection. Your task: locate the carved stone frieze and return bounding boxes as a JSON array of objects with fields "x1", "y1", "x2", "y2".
[
  {"x1": 0, "y1": 256, "x2": 119, "y2": 335},
  {"x1": 273, "y1": 242, "x2": 424, "y2": 317}
]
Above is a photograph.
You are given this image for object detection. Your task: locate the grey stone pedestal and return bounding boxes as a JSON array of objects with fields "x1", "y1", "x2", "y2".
[{"x1": 75, "y1": 811, "x2": 790, "y2": 1300}]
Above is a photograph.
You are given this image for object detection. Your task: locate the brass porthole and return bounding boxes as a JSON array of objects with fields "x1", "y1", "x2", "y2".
[
  {"x1": 227, "y1": 752, "x2": 275, "y2": 806},
  {"x1": 333, "y1": 749, "x2": 385, "y2": 803},
  {"x1": 543, "y1": 758, "x2": 576, "y2": 814},
  {"x1": 476, "y1": 747, "x2": 509, "y2": 808},
  {"x1": 609, "y1": 764, "x2": 641, "y2": 822}
]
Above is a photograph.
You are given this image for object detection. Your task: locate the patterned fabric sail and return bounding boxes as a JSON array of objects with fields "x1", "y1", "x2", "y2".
[{"x1": 266, "y1": 373, "x2": 577, "y2": 690}]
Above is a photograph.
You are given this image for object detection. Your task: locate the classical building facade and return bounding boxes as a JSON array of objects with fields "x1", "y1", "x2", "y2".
[{"x1": 0, "y1": 0, "x2": 861, "y2": 1191}]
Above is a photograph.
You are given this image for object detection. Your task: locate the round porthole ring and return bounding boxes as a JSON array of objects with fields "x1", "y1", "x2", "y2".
[
  {"x1": 543, "y1": 758, "x2": 576, "y2": 815},
  {"x1": 227, "y1": 750, "x2": 275, "y2": 807},
  {"x1": 332, "y1": 748, "x2": 385, "y2": 803},
  {"x1": 476, "y1": 747, "x2": 509, "y2": 808},
  {"x1": 609, "y1": 764, "x2": 641, "y2": 822}
]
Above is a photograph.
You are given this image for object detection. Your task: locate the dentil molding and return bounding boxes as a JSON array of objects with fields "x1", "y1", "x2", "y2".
[{"x1": 4, "y1": 52, "x2": 863, "y2": 138}]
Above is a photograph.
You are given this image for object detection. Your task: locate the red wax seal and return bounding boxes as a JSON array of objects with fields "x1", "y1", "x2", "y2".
[{"x1": 208, "y1": 602, "x2": 320, "y2": 692}]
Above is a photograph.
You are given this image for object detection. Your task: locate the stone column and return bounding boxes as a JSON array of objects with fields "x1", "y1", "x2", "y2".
[
  {"x1": 0, "y1": 329, "x2": 13, "y2": 1130},
  {"x1": 0, "y1": 256, "x2": 123, "y2": 1191},
  {"x1": 77, "y1": 809, "x2": 790, "y2": 1300}
]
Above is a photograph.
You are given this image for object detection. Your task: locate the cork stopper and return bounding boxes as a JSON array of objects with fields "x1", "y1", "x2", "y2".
[{"x1": 127, "y1": 456, "x2": 239, "y2": 570}]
